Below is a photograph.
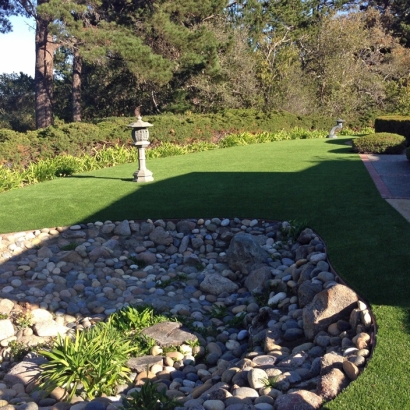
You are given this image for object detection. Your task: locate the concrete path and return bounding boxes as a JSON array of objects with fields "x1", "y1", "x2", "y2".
[{"x1": 360, "y1": 153, "x2": 410, "y2": 222}]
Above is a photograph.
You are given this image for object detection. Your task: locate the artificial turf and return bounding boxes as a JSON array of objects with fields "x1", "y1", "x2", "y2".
[{"x1": 1, "y1": 137, "x2": 410, "y2": 409}]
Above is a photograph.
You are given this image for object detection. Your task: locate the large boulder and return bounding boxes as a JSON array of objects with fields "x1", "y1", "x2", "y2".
[
  {"x1": 303, "y1": 284, "x2": 359, "y2": 339},
  {"x1": 226, "y1": 233, "x2": 269, "y2": 274}
]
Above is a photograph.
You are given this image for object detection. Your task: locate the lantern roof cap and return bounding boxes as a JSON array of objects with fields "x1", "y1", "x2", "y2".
[{"x1": 127, "y1": 116, "x2": 153, "y2": 128}]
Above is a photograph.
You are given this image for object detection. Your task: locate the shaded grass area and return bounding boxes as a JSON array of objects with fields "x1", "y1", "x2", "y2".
[{"x1": 1, "y1": 138, "x2": 410, "y2": 408}]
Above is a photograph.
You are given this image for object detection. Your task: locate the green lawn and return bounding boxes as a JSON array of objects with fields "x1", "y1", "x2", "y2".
[{"x1": 1, "y1": 137, "x2": 410, "y2": 409}]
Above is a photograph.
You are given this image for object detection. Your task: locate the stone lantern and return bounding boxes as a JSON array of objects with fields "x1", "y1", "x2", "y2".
[
  {"x1": 327, "y1": 119, "x2": 345, "y2": 139},
  {"x1": 128, "y1": 113, "x2": 154, "y2": 182}
]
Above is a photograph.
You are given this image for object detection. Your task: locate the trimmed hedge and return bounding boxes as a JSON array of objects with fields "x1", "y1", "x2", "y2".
[
  {"x1": 374, "y1": 115, "x2": 410, "y2": 144},
  {"x1": 0, "y1": 110, "x2": 334, "y2": 169},
  {"x1": 351, "y1": 132, "x2": 406, "y2": 154}
]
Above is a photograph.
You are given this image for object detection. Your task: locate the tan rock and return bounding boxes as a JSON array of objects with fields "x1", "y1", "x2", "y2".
[
  {"x1": 343, "y1": 360, "x2": 360, "y2": 381},
  {"x1": 303, "y1": 284, "x2": 359, "y2": 339},
  {"x1": 316, "y1": 368, "x2": 349, "y2": 401},
  {"x1": 352, "y1": 332, "x2": 371, "y2": 349},
  {"x1": 274, "y1": 390, "x2": 322, "y2": 409}
]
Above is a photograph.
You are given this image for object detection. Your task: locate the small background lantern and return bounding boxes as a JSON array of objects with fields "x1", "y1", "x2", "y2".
[{"x1": 128, "y1": 107, "x2": 154, "y2": 182}]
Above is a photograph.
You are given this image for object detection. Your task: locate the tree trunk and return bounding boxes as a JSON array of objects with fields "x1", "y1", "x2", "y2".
[
  {"x1": 72, "y1": 48, "x2": 82, "y2": 122},
  {"x1": 35, "y1": 11, "x2": 57, "y2": 129}
]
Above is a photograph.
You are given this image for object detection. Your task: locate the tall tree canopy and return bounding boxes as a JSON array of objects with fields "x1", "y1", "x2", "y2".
[
  {"x1": 0, "y1": 0, "x2": 226, "y2": 127},
  {"x1": 1, "y1": 0, "x2": 410, "y2": 129}
]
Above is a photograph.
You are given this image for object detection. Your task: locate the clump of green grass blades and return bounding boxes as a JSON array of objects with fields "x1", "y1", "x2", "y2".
[
  {"x1": 38, "y1": 321, "x2": 137, "y2": 401},
  {"x1": 38, "y1": 306, "x2": 170, "y2": 401},
  {"x1": 0, "y1": 128, "x2": 328, "y2": 193}
]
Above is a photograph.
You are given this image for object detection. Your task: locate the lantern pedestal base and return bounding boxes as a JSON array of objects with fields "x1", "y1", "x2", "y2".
[
  {"x1": 133, "y1": 168, "x2": 154, "y2": 183},
  {"x1": 133, "y1": 142, "x2": 154, "y2": 183}
]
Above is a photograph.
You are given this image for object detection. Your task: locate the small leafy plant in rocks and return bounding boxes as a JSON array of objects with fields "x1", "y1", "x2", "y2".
[
  {"x1": 39, "y1": 321, "x2": 139, "y2": 400},
  {"x1": 120, "y1": 379, "x2": 180, "y2": 410}
]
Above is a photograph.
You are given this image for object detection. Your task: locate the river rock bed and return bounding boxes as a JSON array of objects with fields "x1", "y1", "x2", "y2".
[{"x1": 0, "y1": 218, "x2": 375, "y2": 410}]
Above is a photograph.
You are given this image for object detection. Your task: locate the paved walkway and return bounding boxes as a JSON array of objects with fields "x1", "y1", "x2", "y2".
[{"x1": 360, "y1": 153, "x2": 410, "y2": 222}]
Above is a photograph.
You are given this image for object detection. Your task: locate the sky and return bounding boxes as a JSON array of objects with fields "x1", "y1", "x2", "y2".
[{"x1": 0, "y1": 16, "x2": 35, "y2": 77}]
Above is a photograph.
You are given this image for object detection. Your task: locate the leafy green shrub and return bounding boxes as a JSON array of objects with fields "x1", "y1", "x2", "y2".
[
  {"x1": 0, "y1": 166, "x2": 23, "y2": 192},
  {"x1": 339, "y1": 126, "x2": 375, "y2": 136},
  {"x1": 374, "y1": 115, "x2": 410, "y2": 143},
  {"x1": 121, "y1": 380, "x2": 180, "y2": 410},
  {"x1": 39, "y1": 321, "x2": 138, "y2": 400},
  {"x1": 0, "y1": 129, "x2": 20, "y2": 142},
  {"x1": 351, "y1": 133, "x2": 406, "y2": 154},
  {"x1": 0, "y1": 110, "x2": 333, "y2": 169}
]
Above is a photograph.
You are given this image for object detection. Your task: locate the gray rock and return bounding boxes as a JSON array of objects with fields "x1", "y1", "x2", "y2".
[
  {"x1": 297, "y1": 228, "x2": 315, "y2": 245},
  {"x1": 226, "y1": 234, "x2": 269, "y2": 274},
  {"x1": 136, "y1": 251, "x2": 157, "y2": 265},
  {"x1": 247, "y1": 368, "x2": 268, "y2": 389},
  {"x1": 232, "y1": 387, "x2": 259, "y2": 399},
  {"x1": 114, "y1": 220, "x2": 131, "y2": 236},
  {"x1": 149, "y1": 227, "x2": 173, "y2": 246},
  {"x1": 33, "y1": 320, "x2": 69, "y2": 337},
  {"x1": 88, "y1": 247, "x2": 112, "y2": 262},
  {"x1": 179, "y1": 236, "x2": 190, "y2": 253},
  {"x1": 126, "y1": 355, "x2": 164, "y2": 372},
  {"x1": 200, "y1": 273, "x2": 239, "y2": 296},
  {"x1": 4, "y1": 355, "x2": 47, "y2": 386},
  {"x1": 245, "y1": 266, "x2": 272, "y2": 293},
  {"x1": 101, "y1": 224, "x2": 115, "y2": 234},
  {"x1": 37, "y1": 247, "x2": 53, "y2": 258},
  {"x1": 177, "y1": 220, "x2": 196, "y2": 234},
  {"x1": 140, "y1": 222, "x2": 154, "y2": 236},
  {"x1": 298, "y1": 281, "x2": 323, "y2": 308},
  {"x1": 309, "y1": 253, "x2": 327, "y2": 264}
]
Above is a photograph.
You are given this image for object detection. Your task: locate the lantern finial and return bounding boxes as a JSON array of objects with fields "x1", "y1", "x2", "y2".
[{"x1": 134, "y1": 105, "x2": 142, "y2": 118}]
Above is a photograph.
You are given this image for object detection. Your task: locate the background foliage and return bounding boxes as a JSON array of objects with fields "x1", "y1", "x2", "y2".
[{"x1": 1, "y1": 1, "x2": 410, "y2": 130}]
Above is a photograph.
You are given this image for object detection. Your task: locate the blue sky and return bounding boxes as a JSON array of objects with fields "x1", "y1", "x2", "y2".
[{"x1": 0, "y1": 16, "x2": 35, "y2": 77}]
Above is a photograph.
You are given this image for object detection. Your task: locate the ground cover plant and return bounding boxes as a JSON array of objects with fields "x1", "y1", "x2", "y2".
[
  {"x1": 1, "y1": 138, "x2": 410, "y2": 408},
  {"x1": 38, "y1": 306, "x2": 170, "y2": 400},
  {"x1": 351, "y1": 132, "x2": 406, "y2": 154}
]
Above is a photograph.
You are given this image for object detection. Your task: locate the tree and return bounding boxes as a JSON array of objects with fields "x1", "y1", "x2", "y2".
[
  {"x1": 0, "y1": 0, "x2": 17, "y2": 33},
  {"x1": 363, "y1": 0, "x2": 410, "y2": 46},
  {"x1": 0, "y1": 72, "x2": 35, "y2": 131},
  {"x1": 0, "y1": 0, "x2": 59, "y2": 128}
]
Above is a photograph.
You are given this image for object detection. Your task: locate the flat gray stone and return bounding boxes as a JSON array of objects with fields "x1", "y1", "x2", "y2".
[
  {"x1": 141, "y1": 322, "x2": 197, "y2": 347},
  {"x1": 126, "y1": 355, "x2": 163, "y2": 372}
]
